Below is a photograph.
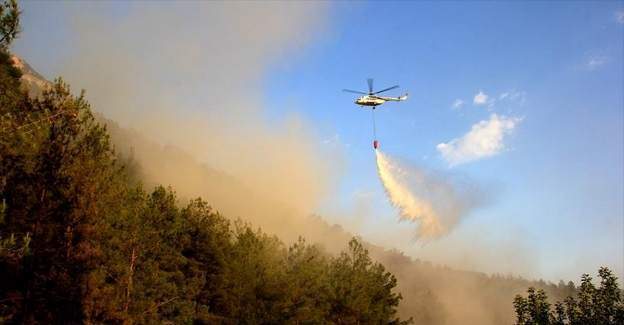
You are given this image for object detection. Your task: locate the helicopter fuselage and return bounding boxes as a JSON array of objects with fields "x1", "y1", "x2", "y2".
[
  {"x1": 355, "y1": 94, "x2": 408, "y2": 108},
  {"x1": 355, "y1": 95, "x2": 386, "y2": 107}
]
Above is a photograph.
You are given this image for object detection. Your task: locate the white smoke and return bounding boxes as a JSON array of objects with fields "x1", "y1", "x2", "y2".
[{"x1": 375, "y1": 150, "x2": 482, "y2": 239}]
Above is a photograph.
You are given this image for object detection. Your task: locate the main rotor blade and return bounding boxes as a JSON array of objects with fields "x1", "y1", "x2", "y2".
[
  {"x1": 343, "y1": 89, "x2": 368, "y2": 95},
  {"x1": 372, "y1": 85, "x2": 399, "y2": 95},
  {"x1": 367, "y1": 78, "x2": 374, "y2": 94}
]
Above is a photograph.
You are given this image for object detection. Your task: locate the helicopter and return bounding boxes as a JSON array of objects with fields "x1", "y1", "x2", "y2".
[
  {"x1": 343, "y1": 79, "x2": 408, "y2": 150},
  {"x1": 343, "y1": 78, "x2": 408, "y2": 109}
]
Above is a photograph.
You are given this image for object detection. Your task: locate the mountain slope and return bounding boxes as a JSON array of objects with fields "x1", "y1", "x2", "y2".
[{"x1": 12, "y1": 56, "x2": 574, "y2": 324}]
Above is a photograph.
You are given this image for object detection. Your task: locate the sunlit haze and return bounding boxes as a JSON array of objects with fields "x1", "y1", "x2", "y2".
[{"x1": 13, "y1": 1, "x2": 623, "y2": 285}]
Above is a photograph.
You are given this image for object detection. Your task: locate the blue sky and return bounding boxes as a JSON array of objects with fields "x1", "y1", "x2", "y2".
[
  {"x1": 13, "y1": 1, "x2": 623, "y2": 282},
  {"x1": 262, "y1": 1, "x2": 624, "y2": 280}
]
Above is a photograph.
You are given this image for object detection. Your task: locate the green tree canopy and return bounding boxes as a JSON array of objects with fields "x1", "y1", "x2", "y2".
[
  {"x1": 0, "y1": 0, "x2": 18, "y2": 48},
  {"x1": 0, "y1": 2, "x2": 412, "y2": 323},
  {"x1": 514, "y1": 267, "x2": 624, "y2": 325}
]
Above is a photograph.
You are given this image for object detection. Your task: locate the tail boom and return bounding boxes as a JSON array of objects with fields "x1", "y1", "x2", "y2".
[{"x1": 378, "y1": 93, "x2": 408, "y2": 102}]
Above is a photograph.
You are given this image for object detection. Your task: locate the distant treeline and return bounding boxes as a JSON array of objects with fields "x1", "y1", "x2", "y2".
[{"x1": 513, "y1": 267, "x2": 623, "y2": 325}]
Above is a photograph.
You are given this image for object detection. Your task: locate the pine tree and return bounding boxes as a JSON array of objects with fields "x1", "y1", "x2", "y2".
[
  {"x1": 327, "y1": 238, "x2": 408, "y2": 325},
  {"x1": 0, "y1": 0, "x2": 18, "y2": 48},
  {"x1": 514, "y1": 267, "x2": 624, "y2": 325},
  {"x1": 279, "y1": 237, "x2": 330, "y2": 323}
]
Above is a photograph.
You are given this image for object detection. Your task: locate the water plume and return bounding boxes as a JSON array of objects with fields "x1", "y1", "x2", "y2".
[{"x1": 375, "y1": 150, "x2": 480, "y2": 239}]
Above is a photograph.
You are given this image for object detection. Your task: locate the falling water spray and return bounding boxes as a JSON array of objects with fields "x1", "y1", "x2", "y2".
[{"x1": 375, "y1": 150, "x2": 481, "y2": 239}]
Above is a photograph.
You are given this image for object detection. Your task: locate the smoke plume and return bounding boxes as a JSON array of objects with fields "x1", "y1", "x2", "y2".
[
  {"x1": 19, "y1": 2, "x2": 348, "y2": 246},
  {"x1": 375, "y1": 150, "x2": 481, "y2": 239}
]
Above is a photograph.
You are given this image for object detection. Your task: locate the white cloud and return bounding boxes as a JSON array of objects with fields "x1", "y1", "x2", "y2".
[
  {"x1": 322, "y1": 133, "x2": 339, "y2": 144},
  {"x1": 473, "y1": 91, "x2": 489, "y2": 106},
  {"x1": 437, "y1": 114, "x2": 521, "y2": 166},
  {"x1": 499, "y1": 90, "x2": 526, "y2": 105},
  {"x1": 456, "y1": 89, "x2": 525, "y2": 112},
  {"x1": 452, "y1": 99, "x2": 464, "y2": 109},
  {"x1": 616, "y1": 10, "x2": 624, "y2": 24},
  {"x1": 509, "y1": 90, "x2": 526, "y2": 102},
  {"x1": 487, "y1": 98, "x2": 497, "y2": 109},
  {"x1": 322, "y1": 133, "x2": 349, "y2": 147},
  {"x1": 586, "y1": 55, "x2": 608, "y2": 70}
]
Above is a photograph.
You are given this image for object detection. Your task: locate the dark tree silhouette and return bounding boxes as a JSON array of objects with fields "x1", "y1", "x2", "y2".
[{"x1": 514, "y1": 267, "x2": 624, "y2": 325}]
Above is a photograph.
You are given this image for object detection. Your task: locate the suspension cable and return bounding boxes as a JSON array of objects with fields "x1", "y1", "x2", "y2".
[{"x1": 371, "y1": 108, "x2": 377, "y2": 139}]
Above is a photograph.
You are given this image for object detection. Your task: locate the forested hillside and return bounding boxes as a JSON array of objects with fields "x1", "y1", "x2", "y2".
[
  {"x1": 0, "y1": 3, "x2": 408, "y2": 323},
  {"x1": 88, "y1": 111, "x2": 585, "y2": 325},
  {"x1": 3, "y1": 2, "x2": 619, "y2": 324}
]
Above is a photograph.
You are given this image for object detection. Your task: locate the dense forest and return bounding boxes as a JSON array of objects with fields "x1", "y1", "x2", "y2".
[
  {"x1": 1, "y1": 1, "x2": 622, "y2": 324},
  {"x1": 0, "y1": 2, "x2": 407, "y2": 323}
]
